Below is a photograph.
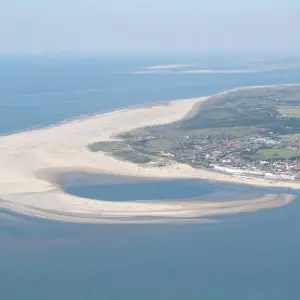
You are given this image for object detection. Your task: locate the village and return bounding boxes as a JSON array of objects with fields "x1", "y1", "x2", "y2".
[
  {"x1": 172, "y1": 133, "x2": 300, "y2": 181},
  {"x1": 134, "y1": 132, "x2": 300, "y2": 181}
]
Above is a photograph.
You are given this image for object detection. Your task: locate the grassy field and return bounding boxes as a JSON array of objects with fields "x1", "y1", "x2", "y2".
[{"x1": 247, "y1": 148, "x2": 300, "y2": 160}]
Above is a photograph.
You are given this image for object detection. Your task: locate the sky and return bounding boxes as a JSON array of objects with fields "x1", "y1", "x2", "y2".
[{"x1": 0, "y1": 0, "x2": 299, "y2": 53}]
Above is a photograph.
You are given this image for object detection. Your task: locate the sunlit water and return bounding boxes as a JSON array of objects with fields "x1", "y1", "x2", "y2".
[{"x1": 1, "y1": 54, "x2": 300, "y2": 299}]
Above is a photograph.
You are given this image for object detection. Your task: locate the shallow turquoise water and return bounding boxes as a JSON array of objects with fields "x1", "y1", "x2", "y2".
[{"x1": 1, "y1": 54, "x2": 300, "y2": 300}]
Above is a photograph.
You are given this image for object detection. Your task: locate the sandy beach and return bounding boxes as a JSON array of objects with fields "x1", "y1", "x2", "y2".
[{"x1": 0, "y1": 84, "x2": 299, "y2": 223}]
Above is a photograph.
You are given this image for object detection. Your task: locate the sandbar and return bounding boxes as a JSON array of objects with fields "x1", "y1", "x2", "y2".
[{"x1": 0, "y1": 84, "x2": 299, "y2": 223}]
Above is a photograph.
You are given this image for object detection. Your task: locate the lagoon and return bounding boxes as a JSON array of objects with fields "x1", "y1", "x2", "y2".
[{"x1": 64, "y1": 173, "x2": 269, "y2": 202}]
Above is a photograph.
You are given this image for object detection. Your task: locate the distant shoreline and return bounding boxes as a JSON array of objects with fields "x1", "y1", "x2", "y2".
[{"x1": 0, "y1": 83, "x2": 299, "y2": 223}]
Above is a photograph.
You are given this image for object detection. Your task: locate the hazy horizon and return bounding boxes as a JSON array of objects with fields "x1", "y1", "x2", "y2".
[{"x1": 1, "y1": 0, "x2": 300, "y2": 54}]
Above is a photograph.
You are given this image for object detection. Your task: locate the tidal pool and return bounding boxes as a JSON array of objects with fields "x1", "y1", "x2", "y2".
[{"x1": 63, "y1": 173, "x2": 288, "y2": 202}]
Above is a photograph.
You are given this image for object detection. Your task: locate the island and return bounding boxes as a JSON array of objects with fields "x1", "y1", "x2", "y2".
[{"x1": 0, "y1": 84, "x2": 299, "y2": 223}]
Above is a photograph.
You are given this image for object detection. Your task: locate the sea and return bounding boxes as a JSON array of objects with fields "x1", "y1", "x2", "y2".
[{"x1": 1, "y1": 53, "x2": 300, "y2": 300}]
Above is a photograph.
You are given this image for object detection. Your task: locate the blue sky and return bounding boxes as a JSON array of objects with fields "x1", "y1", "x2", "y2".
[{"x1": 1, "y1": 0, "x2": 299, "y2": 53}]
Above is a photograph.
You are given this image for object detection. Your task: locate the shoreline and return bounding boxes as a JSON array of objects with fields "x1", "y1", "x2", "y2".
[{"x1": 0, "y1": 83, "x2": 299, "y2": 223}]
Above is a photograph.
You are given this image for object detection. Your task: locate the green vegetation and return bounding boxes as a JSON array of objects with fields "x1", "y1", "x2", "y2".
[
  {"x1": 88, "y1": 141, "x2": 128, "y2": 152},
  {"x1": 177, "y1": 86, "x2": 300, "y2": 133},
  {"x1": 244, "y1": 148, "x2": 300, "y2": 160},
  {"x1": 88, "y1": 140, "x2": 170, "y2": 165},
  {"x1": 261, "y1": 149, "x2": 300, "y2": 159},
  {"x1": 89, "y1": 141, "x2": 154, "y2": 164},
  {"x1": 88, "y1": 85, "x2": 300, "y2": 172}
]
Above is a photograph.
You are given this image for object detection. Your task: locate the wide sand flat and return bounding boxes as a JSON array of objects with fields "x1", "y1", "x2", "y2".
[{"x1": 0, "y1": 85, "x2": 299, "y2": 223}]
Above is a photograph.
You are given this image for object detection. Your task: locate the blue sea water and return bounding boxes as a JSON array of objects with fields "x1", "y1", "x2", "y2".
[{"x1": 1, "y1": 54, "x2": 300, "y2": 300}]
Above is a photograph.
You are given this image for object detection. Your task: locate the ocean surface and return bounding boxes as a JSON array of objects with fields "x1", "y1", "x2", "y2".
[{"x1": 1, "y1": 53, "x2": 300, "y2": 299}]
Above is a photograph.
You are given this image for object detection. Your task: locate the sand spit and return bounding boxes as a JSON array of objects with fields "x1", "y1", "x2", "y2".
[
  {"x1": 0, "y1": 192, "x2": 295, "y2": 224},
  {"x1": 183, "y1": 69, "x2": 269, "y2": 74},
  {"x1": 132, "y1": 64, "x2": 194, "y2": 74},
  {"x1": 0, "y1": 84, "x2": 299, "y2": 223},
  {"x1": 132, "y1": 68, "x2": 264, "y2": 75},
  {"x1": 145, "y1": 64, "x2": 194, "y2": 70},
  {"x1": 132, "y1": 66, "x2": 298, "y2": 75}
]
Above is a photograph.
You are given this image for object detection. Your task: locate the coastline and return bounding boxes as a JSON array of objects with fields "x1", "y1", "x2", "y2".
[{"x1": 0, "y1": 83, "x2": 299, "y2": 223}]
